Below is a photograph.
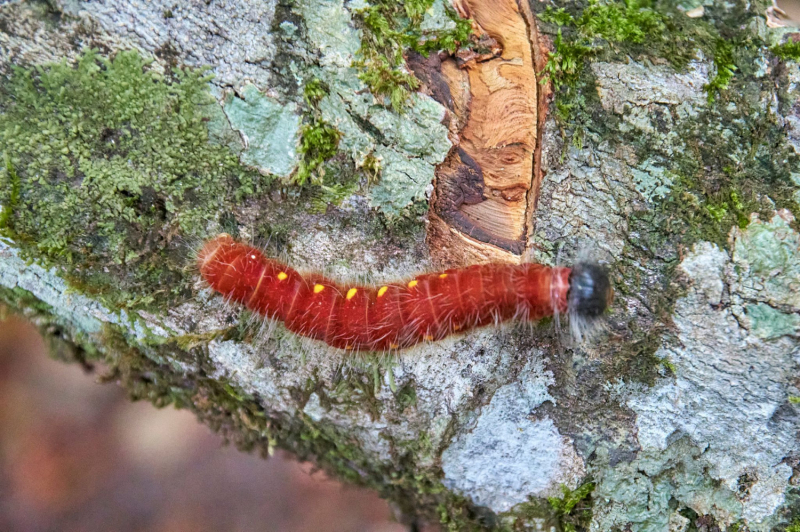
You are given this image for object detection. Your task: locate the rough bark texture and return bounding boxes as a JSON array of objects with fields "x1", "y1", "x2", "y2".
[{"x1": 2, "y1": 0, "x2": 800, "y2": 530}]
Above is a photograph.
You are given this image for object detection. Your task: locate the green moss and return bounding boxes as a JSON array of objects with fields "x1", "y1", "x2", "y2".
[
  {"x1": 771, "y1": 40, "x2": 800, "y2": 62},
  {"x1": 547, "y1": 482, "x2": 596, "y2": 532},
  {"x1": 361, "y1": 153, "x2": 382, "y2": 184},
  {"x1": 295, "y1": 79, "x2": 367, "y2": 210},
  {"x1": 610, "y1": 215, "x2": 685, "y2": 386},
  {"x1": 0, "y1": 284, "x2": 54, "y2": 315},
  {"x1": 538, "y1": 1, "x2": 669, "y2": 91},
  {"x1": 541, "y1": 0, "x2": 664, "y2": 45},
  {"x1": 295, "y1": 117, "x2": 342, "y2": 185},
  {"x1": 353, "y1": 0, "x2": 471, "y2": 111},
  {"x1": 319, "y1": 363, "x2": 384, "y2": 421},
  {"x1": 0, "y1": 49, "x2": 266, "y2": 310},
  {"x1": 648, "y1": 108, "x2": 800, "y2": 248},
  {"x1": 308, "y1": 181, "x2": 359, "y2": 213},
  {"x1": 659, "y1": 357, "x2": 677, "y2": 375},
  {"x1": 171, "y1": 328, "x2": 238, "y2": 352},
  {"x1": 253, "y1": 219, "x2": 293, "y2": 255},
  {"x1": 786, "y1": 517, "x2": 800, "y2": 532},
  {"x1": 512, "y1": 481, "x2": 595, "y2": 532},
  {"x1": 727, "y1": 521, "x2": 743, "y2": 532},
  {"x1": 375, "y1": 199, "x2": 429, "y2": 240},
  {"x1": 583, "y1": 1, "x2": 663, "y2": 42},
  {"x1": 705, "y1": 39, "x2": 738, "y2": 103},
  {"x1": 395, "y1": 381, "x2": 418, "y2": 410},
  {"x1": 356, "y1": 54, "x2": 420, "y2": 113},
  {"x1": 538, "y1": 0, "x2": 682, "y2": 146},
  {"x1": 0, "y1": 153, "x2": 20, "y2": 238},
  {"x1": 539, "y1": 30, "x2": 596, "y2": 94},
  {"x1": 303, "y1": 78, "x2": 327, "y2": 106},
  {"x1": 609, "y1": 327, "x2": 669, "y2": 385},
  {"x1": 537, "y1": 0, "x2": 732, "y2": 128}
]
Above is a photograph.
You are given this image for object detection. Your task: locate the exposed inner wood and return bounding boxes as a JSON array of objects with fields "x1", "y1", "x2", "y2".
[{"x1": 417, "y1": 0, "x2": 548, "y2": 268}]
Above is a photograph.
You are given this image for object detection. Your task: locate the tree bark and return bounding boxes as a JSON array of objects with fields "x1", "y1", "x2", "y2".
[{"x1": 2, "y1": 0, "x2": 800, "y2": 530}]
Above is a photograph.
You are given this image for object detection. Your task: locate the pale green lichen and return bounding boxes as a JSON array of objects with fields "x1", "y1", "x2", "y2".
[
  {"x1": 206, "y1": 86, "x2": 246, "y2": 154},
  {"x1": 744, "y1": 303, "x2": 800, "y2": 340},
  {"x1": 316, "y1": 79, "x2": 378, "y2": 165},
  {"x1": 630, "y1": 161, "x2": 674, "y2": 203},
  {"x1": 297, "y1": 0, "x2": 362, "y2": 69},
  {"x1": 368, "y1": 146, "x2": 438, "y2": 215},
  {"x1": 317, "y1": 83, "x2": 450, "y2": 215},
  {"x1": 295, "y1": 0, "x2": 451, "y2": 219},
  {"x1": 223, "y1": 84, "x2": 301, "y2": 179},
  {"x1": 537, "y1": 0, "x2": 676, "y2": 109},
  {"x1": 419, "y1": 0, "x2": 457, "y2": 33},
  {"x1": 592, "y1": 438, "x2": 743, "y2": 531},
  {"x1": 731, "y1": 212, "x2": 800, "y2": 310}
]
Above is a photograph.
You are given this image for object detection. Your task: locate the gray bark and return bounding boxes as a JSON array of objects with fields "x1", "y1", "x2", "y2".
[{"x1": 1, "y1": 0, "x2": 800, "y2": 530}]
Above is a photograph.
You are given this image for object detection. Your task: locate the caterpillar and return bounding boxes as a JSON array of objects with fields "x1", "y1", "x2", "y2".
[{"x1": 198, "y1": 234, "x2": 613, "y2": 352}]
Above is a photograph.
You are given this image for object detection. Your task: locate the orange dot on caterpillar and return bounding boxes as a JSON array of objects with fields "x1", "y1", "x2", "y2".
[{"x1": 198, "y1": 234, "x2": 613, "y2": 352}]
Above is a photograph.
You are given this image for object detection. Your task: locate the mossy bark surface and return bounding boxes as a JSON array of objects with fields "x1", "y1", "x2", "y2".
[{"x1": 2, "y1": 1, "x2": 800, "y2": 530}]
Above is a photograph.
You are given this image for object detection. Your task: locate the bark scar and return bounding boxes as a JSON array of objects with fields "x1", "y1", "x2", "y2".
[{"x1": 419, "y1": 0, "x2": 550, "y2": 267}]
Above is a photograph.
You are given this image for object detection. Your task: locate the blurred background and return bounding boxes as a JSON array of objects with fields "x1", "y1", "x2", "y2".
[
  {"x1": 0, "y1": 316, "x2": 407, "y2": 532},
  {"x1": 772, "y1": 0, "x2": 800, "y2": 25}
]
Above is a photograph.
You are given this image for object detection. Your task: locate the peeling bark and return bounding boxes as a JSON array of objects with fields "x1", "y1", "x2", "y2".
[{"x1": 426, "y1": 0, "x2": 549, "y2": 267}]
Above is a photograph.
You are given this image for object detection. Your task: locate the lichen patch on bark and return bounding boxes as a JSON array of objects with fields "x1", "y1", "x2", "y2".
[
  {"x1": 617, "y1": 215, "x2": 800, "y2": 529},
  {"x1": 62, "y1": 0, "x2": 279, "y2": 90},
  {"x1": 441, "y1": 356, "x2": 585, "y2": 513},
  {"x1": 223, "y1": 84, "x2": 301, "y2": 179}
]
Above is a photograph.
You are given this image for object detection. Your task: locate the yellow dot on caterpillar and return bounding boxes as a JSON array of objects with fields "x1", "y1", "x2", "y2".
[
  {"x1": 346, "y1": 288, "x2": 358, "y2": 300},
  {"x1": 439, "y1": 273, "x2": 447, "y2": 279},
  {"x1": 377, "y1": 286, "x2": 388, "y2": 297},
  {"x1": 277, "y1": 272, "x2": 288, "y2": 281},
  {"x1": 423, "y1": 335, "x2": 433, "y2": 341},
  {"x1": 453, "y1": 325, "x2": 461, "y2": 331},
  {"x1": 345, "y1": 345, "x2": 353, "y2": 350},
  {"x1": 408, "y1": 280, "x2": 418, "y2": 288},
  {"x1": 390, "y1": 343, "x2": 399, "y2": 349},
  {"x1": 314, "y1": 284, "x2": 325, "y2": 294}
]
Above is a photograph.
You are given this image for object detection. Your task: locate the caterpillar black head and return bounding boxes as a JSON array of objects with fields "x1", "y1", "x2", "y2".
[{"x1": 566, "y1": 262, "x2": 613, "y2": 342}]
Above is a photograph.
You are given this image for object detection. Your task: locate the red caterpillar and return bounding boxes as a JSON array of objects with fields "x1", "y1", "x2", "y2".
[{"x1": 198, "y1": 234, "x2": 612, "y2": 351}]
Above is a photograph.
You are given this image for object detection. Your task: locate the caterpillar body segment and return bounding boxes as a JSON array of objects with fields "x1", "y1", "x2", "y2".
[{"x1": 198, "y1": 234, "x2": 611, "y2": 351}]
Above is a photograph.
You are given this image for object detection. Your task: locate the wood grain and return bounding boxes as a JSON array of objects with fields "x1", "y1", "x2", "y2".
[{"x1": 420, "y1": 0, "x2": 549, "y2": 267}]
